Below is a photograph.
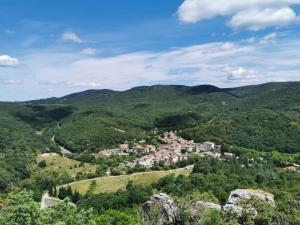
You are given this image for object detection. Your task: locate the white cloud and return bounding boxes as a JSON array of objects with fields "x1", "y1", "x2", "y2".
[
  {"x1": 230, "y1": 7, "x2": 297, "y2": 30},
  {"x1": 0, "y1": 55, "x2": 20, "y2": 67},
  {"x1": 39, "y1": 80, "x2": 101, "y2": 88},
  {"x1": 61, "y1": 31, "x2": 82, "y2": 43},
  {"x1": 2, "y1": 36, "x2": 300, "y2": 100},
  {"x1": 0, "y1": 79, "x2": 23, "y2": 85},
  {"x1": 260, "y1": 32, "x2": 277, "y2": 44},
  {"x1": 178, "y1": 0, "x2": 300, "y2": 30},
  {"x1": 80, "y1": 48, "x2": 97, "y2": 55},
  {"x1": 224, "y1": 67, "x2": 256, "y2": 80}
]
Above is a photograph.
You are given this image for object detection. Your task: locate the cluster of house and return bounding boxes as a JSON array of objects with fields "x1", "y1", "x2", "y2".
[
  {"x1": 159, "y1": 131, "x2": 220, "y2": 153},
  {"x1": 95, "y1": 143, "x2": 156, "y2": 158},
  {"x1": 135, "y1": 131, "x2": 222, "y2": 168},
  {"x1": 95, "y1": 131, "x2": 224, "y2": 168},
  {"x1": 137, "y1": 150, "x2": 186, "y2": 167}
]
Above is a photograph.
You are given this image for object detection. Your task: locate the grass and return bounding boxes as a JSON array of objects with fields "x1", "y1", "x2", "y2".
[
  {"x1": 35, "y1": 154, "x2": 97, "y2": 178},
  {"x1": 67, "y1": 166, "x2": 193, "y2": 194}
]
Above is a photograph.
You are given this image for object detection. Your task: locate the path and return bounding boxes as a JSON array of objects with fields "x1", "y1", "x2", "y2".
[{"x1": 51, "y1": 135, "x2": 73, "y2": 155}]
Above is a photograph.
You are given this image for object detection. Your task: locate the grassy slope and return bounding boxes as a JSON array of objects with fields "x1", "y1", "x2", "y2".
[
  {"x1": 35, "y1": 155, "x2": 97, "y2": 178},
  {"x1": 67, "y1": 166, "x2": 193, "y2": 194}
]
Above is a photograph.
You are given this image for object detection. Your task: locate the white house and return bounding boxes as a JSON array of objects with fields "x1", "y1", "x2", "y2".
[{"x1": 203, "y1": 142, "x2": 215, "y2": 151}]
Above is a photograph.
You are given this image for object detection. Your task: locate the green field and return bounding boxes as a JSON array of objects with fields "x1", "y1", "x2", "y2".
[
  {"x1": 35, "y1": 154, "x2": 97, "y2": 178},
  {"x1": 67, "y1": 166, "x2": 193, "y2": 194}
]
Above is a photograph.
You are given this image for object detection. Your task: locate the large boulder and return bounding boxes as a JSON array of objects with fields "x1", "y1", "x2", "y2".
[
  {"x1": 227, "y1": 189, "x2": 274, "y2": 205},
  {"x1": 224, "y1": 189, "x2": 274, "y2": 216},
  {"x1": 141, "y1": 193, "x2": 182, "y2": 225},
  {"x1": 187, "y1": 201, "x2": 222, "y2": 225}
]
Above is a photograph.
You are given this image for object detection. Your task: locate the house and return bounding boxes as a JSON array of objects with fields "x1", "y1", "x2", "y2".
[
  {"x1": 285, "y1": 163, "x2": 300, "y2": 171},
  {"x1": 138, "y1": 157, "x2": 153, "y2": 168},
  {"x1": 202, "y1": 152, "x2": 221, "y2": 159},
  {"x1": 119, "y1": 143, "x2": 129, "y2": 149},
  {"x1": 203, "y1": 142, "x2": 215, "y2": 151},
  {"x1": 132, "y1": 145, "x2": 148, "y2": 154},
  {"x1": 97, "y1": 150, "x2": 112, "y2": 158},
  {"x1": 39, "y1": 153, "x2": 59, "y2": 157},
  {"x1": 146, "y1": 145, "x2": 156, "y2": 153},
  {"x1": 137, "y1": 150, "x2": 185, "y2": 168},
  {"x1": 223, "y1": 152, "x2": 234, "y2": 157}
]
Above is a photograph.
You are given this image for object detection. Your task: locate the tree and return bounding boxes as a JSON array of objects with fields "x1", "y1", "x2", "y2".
[
  {"x1": 94, "y1": 210, "x2": 138, "y2": 225},
  {"x1": 96, "y1": 166, "x2": 107, "y2": 177},
  {"x1": 38, "y1": 160, "x2": 47, "y2": 168},
  {"x1": 72, "y1": 190, "x2": 81, "y2": 203},
  {"x1": 0, "y1": 190, "x2": 40, "y2": 225}
]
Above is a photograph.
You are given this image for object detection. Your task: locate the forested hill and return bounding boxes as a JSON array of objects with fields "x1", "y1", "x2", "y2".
[
  {"x1": 28, "y1": 81, "x2": 300, "y2": 153},
  {"x1": 0, "y1": 82, "x2": 300, "y2": 190}
]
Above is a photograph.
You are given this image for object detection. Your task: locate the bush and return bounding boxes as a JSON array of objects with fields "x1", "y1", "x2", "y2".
[{"x1": 38, "y1": 160, "x2": 47, "y2": 168}]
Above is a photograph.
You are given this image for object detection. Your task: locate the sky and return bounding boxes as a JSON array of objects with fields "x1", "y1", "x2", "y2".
[{"x1": 1, "y1": 0, "x2": 300, "y2": 101}]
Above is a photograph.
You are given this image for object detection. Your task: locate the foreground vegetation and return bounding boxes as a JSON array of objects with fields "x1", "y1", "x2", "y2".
[{"x1": 1, "y1": 151, "x2": 299, "y2": 224}]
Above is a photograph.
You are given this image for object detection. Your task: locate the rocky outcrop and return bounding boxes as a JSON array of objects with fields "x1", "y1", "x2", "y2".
[
  {"x1": 226, "y1": 189, "x2": 274, "y2": 205},
  {"x1": 141, "y1": 193, "x2": 182, "y2": 225},
  {"x1": 224, "y1": 189, "x2": 274, "y2": 215},
  {"x1": 141, "y1": 189, "x2": 274, "y2": 224}
]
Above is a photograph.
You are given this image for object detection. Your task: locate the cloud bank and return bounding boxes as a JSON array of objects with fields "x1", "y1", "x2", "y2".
[
  {"x1": 1, "y1": 33, "x2": 300, "y2": 100},
  {"x1": 178, "y1": 0, "x2": 300, "y2": 30}
]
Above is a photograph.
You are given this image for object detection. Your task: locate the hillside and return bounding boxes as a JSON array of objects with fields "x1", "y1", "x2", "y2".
[
  {"x1": 35, "y1": 82, "x2": 300, "y2": 153},
  {"x1": 0, "y1": 82, "x2": 300, "y2": 191}
]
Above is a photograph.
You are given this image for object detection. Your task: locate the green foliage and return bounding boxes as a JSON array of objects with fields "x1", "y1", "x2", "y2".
[
  {"x1": 78, "y1": 183, "x2": 153, "y2": 214},
  {"x1": 1, "y1": 82, "x2": 300, "y2": 190},
  {"x1": 38, "y1": 160, "x2": 47, "y2": 168},
  {"x1": 58, "y1": 186, "x2": 73, "y2": 200},
  {"x1": 155, "y1": 156, "x2": 300, "y2": 206},
  {"x1": 93, "y1": 210, "x2": 138, "y2": 225},
  {"x1": 0, "y1": 190, "x2": 40, "y2": 225}
]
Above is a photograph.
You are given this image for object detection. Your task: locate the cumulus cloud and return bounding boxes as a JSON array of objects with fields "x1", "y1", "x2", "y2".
[
  {"x1": 80, "y1": 48, "x2": 96, "y2": 55},
  {"x1": 0, "y1": 55, "x2": 20, "y2": 67},
  {"x1": 61, "y1": 31, "x2": 82, "y2": 43},
  {"x1": 178, "y1": 0, "x2": 300, "y2": 30},
  {"x1": 225, "y1": 67, "x2": 256, "y2": 80}
]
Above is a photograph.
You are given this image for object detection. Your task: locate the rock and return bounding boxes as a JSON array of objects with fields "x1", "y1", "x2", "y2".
[
  {"x1": 224, "y1": 189, "x2": 274, "y2": 216},
  {"x1": 191, "y1": 201, "x2": 221, "y2": 211},
  {"x1": 141, "y1": 193, "x2": 182, "y2": 225},
  {"x1": 227, "y1": 189, "x2": 274, "y2": 205},
  {"x1": 187, "y1": 201, "x2": 222, "y2": 225}
]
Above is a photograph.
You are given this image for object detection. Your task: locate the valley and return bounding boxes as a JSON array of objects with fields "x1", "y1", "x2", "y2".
[{"x1": 0, "y1": 82, "x2": 300, "y2": 224}]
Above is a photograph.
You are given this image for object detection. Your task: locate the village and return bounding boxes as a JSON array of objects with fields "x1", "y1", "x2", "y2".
[
  {"x1": 94, "y1": 131, "x2": 227, "y2": 169},
  {"x1": 40, "y1": 130, "x2": 300, "y2": 173}
]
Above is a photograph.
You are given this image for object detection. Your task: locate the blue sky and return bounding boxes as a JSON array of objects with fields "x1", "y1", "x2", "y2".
[{"x1": 1, "y1": 0, "x2": 300, "y2": 101}]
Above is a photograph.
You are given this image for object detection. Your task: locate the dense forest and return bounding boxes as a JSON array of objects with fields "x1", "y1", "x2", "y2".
[{"x1": 0, "y1": 82, "x2": 300, "y2": 192}]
